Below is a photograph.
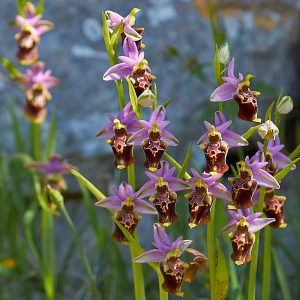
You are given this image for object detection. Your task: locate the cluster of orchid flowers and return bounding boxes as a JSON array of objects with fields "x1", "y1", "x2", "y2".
[
  {"x1": 94, "y1": 8, "x2": 297, "y2": 296},
  {"x1": 12, "y1": 2, "x2": 59, "y2": 123}
]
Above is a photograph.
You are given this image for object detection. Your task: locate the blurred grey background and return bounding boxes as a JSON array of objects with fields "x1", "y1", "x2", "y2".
[{"x1": 1, "y1": 0, "x2": 300, "y2": 186}]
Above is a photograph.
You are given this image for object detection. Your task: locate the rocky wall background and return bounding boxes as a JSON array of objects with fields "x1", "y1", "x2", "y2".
[{"x1": 1, "y1": 0, "x2": 300, "y2": 187}]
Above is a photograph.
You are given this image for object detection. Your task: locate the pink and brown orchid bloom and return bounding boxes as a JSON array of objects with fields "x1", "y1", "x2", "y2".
[
  {"x1": 210, "y1": 58, "x2": 260, "y2": 122},
  {"x1": 224, "y1": 209, "x2": 275, "y2": 265},
  {"x1": 14, "y1": 2, "x2": 53, "y2": 64},
  {"x1": 96, "y1": 182, "x2": 157, "y2": 244},
  {"x1": 135, "y1": 223, "x2": 207, "y2": 296}
]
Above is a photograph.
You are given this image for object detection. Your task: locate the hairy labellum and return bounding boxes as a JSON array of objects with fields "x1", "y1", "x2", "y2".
[
  {"x1": 185, "y1": 186, "x2": 212, "y2": 228},
  {"x1": 265, "y1": 152, "x2": 278, "y2": 176},
  {"x1": 112, "y1": 201, "x2": 140, "y2": 244},
  {"x1": 142, "y1": 130, "x2": 167, "y2": 172},
  {"x1": 26, "y1": 85, "x2": 51, "y2": 109},
  {"x1": 129, "y1": 68, "x2": 155, "y2": 97},
  {"x1": 15, "y1": 30, "x2": 39, "y2": 64},
  {"x1": 233, "y1": 88, "x2": 259, "y2": 122},
  {"x1": 160, "y1": 256, "x2": 187, "y2": 296},
  {"x1": 150, "y1": 179, "x2": 177, "y2": 227},
  {"x1": 264, "y1": 190, "x2": 287, "y2": 228},
  {"x1": 23, "y1": 101, "x2": 47, "y2": 124},
  {"x1": 230, "y1": 218, "x2": 255, "y2": 265},
  {"x1": 231, "y1": 171, "x2": 258, "y2": 209},
  {"x1": 202, "y1": 133, "x2": 229, "y2": 174},
  {"x1": 107, "y1": 121, "x2": 134, "y2": 169}
]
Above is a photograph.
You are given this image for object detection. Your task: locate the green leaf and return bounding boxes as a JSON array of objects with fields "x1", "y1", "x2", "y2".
[
  {"x1": 289, "y1": 145, "x2": 300, "y2": 160},
  {"x1": 230, "y1": 164, "x2": 238, "y2": 177},
  {"x1": 178, "y1": 144, "x2": 192, "y2": 179},
  {"x1": 162, "y1": 98, "x2": 172, "y2": 109},
  {"x1": 274, "y1": 89, "x2": 283, "y2": 124},
  {"x1": 213, "y1": 45, "x2": 221, "y2": 85},
  {"x1": 8, "y1": 98, "x2": 25, "y2": 153},
  {"x1": 128, "y1": 8, "x2": 140, "y2": 18},
  {"x1": 164, "y1": 152, "x2": 191, "y2": 180},
  {"x1": 275, "y1": 157, "x2": 300, "y2": 181},
  {"x1": 111, "y1": 22, "x2": 124, "y2": 51},
  {"x1": 214, "y1": 239, "x2": 229, "y2": 300},
  {"x1": 44, "y1": 114, "x2": 57, "y2": 160},
  {"x1": 1, "y1": 57, "x2": 20, "y2": 80},
  {"x1": 126, "y1": 78, "x2": 141, "y2": 119},
  {"x1": 36, "y1": 0, "x2": 45, "y2": 15},
  {"x1": 70, "y1": 169, "x2": 106, "y2": 200},
  {"x1": 17, "y1": 0, "x2": 29, "y2": 15},
  {"x1": 102, "y1": 11, "x2": 115, "y2": 65},
  {"x1": 242, "y1": 124, "x2": 261, "y2": 140},
  {"x1": 272, "y1": 250, "x2": 292, "y2": 300},
  {"x1": 265, "y1": 101, "x2": 275, "y2": 122}
]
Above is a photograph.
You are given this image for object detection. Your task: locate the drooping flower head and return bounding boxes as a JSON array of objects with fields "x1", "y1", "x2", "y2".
[
  {"x1": 96, "y1": 102, "x2": 140, "y2": 169},
  {"x1": 251, "y1": 136, "x2": 294, "y2": 175},
  {"x1": 224, "y1": 209, "x2": 275, "y2": 265},
  {"x1": 137, "y1": 161, "x2": 188, "y2": 226},
  {"x1": 17, "y1": 62, "x2": 60, "y2": 123},
  {"x1": 229, "y1": 156, "x2": 280, "y2": 209},
  {"x1": 199, "y1": 124, "x2": 229, "y2": 174},
  {"x1": 103, "y1": 37, "x2": 155, "y2": 96},
  {"x1": 96, "y1": 182, "x2": 157, "y2": 244},
  {"x1": 185, "y1": 169, "x2": 231, "y2": 228},
  {"x1": 197, "y1": 111, "x2": 248, "y2": 148},
  {"x1": 135, "y1": 223, "x2": 207, "y2": 296},
  {"x1": 28, "y1": 154, "x2": 75, "y2": 191},
  {"x1": 128, "y1": 106, "x2": 178, "y2": 171},
  {"x1": 105, "y1": 9, "x2": 142, "y2": 41},
  {"x1": 14, "y1": 2, "x2": 53, "y2": 64},
  {"x1": 210, "y1": 58, "x2": 260, "y2": 121}
]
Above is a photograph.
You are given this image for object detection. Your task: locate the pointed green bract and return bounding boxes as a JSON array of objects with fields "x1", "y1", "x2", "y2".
[
  {"x1": 214, "y1": 239, "x2": 229, "y2": 300},
  {"x1": 242, "y1": 124, "x2": 261, "y2": 140},
  {"x1": 164, "y1": 152, "x2": 191, "y2": 179},
  {"x1": 178, "y1": 144, "x2": 192, "y2": 179},
  {"x1": 102, "y1": 11, "x2": 115, "y2": 65},
  {"x1": 275, "y1": 157, "x2": 300, "y2": 181},
  {"x1": 162, "y1": 98, "x2": 172, "y2": 109},
  {"x1": 126, "y1": 78, "x2": 141, "y2": 119},
  {"x1": 289, "y1": 145, "x2": 300, "y2": 160},
  {"x1": 111, "y1": 22, "x2": 124, "y2": 51},
  {"x1": 1, "y1": 57, "x2": 20, "y2": 80},
  {"x1": 70, "y1": 169, "x2": 106, "y2": 200},
  {"x1": 36, "y1": 0, "x2": 46, "y2": 15},
  {"x1": 265, "y1": 101, "x2": 275, "y2": 122}
]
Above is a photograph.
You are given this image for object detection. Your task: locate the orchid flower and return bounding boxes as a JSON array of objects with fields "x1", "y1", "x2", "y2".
[
  {"x1": 103, "y1": 37, "x2": 154, "y2": 96},
  {"x1": 135, "y1": 223, "x2": 207, "y2": 296},
  {"x1": 185, "y1": 169, "x2": 231, "y2": 227},
  {"x1": 18, "y1": 62, "x2": 59, "y2": 123},
  {"x1": 105, "y1": 9, "x2": 142, "y2": 41},
  {"x1": 137, "y1": 161, "x2": 188, "y2": 226},
  {"x1": 96, "y1": 182, "x2": 157, "y2": 244},
  {"x1": 197, "y1": 111, "x2": 248, "y2": 148},
  {"x1": 210, "y1": 58, "x2": 260, "y2": 121},
  {"x1": 224, "y1": 209, "x2": 275, "y2": 265},
  {"x1": 199, "y1": 125, "x2": 229, "y2": 174},
  {"x1": 263, "y1": 189, "x2": 287, "y2": 229},
  {"x1": 251, "y1": 136, "x2": 294, "y2": 174},
  {"x1": 128, "y1": 106, "x2": 178, "y2": 171},
  {"x1": 28, "y1": 154, "x2": 75, "y2": 191},
  {"x1": 14, "y1": 2, "x2": 53, "y2": 64},
  {"x1": 229, "y1": 156, "x2": 280, "y2": 209},
  {"x1": 96, "y1": 102, "x2": 140, "y2": 169}
]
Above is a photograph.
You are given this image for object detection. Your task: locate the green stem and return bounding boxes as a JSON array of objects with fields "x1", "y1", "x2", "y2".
[
  {"x1": 58, "y1": 201, "x2": 102, "y2": 300},
  {"x1": 130, "y1": 234, "x2": 146, "y2": 300},
  {"x1": 116, "y1": 80, "x2": 126, "y2": 109},
  {"x1": 248, "y1": 188, "x2": 266, "y2": 300},
  {"x1": 41, "y1": 209, "x2": 55, "y2": 300},
  {"x1": 31, "y1": 123, "x2": 41, "y2": 160},
  {"x1": 207, "y1": 198, "x2": 216, "y2": 300},
  {"x1": 158, "y1": 269, "x2": 168, "y2": 300},
  {"x1": 262, "y1": 226, "x2": 271, "y2": 300},
  {"x1": 218, "y1": 102, "x2": 223, "y2": 112}
]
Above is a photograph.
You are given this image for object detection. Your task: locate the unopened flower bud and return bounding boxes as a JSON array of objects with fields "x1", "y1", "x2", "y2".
[
  {"x1": 277, "y1": 96, "x2": 293, "y2": 114},
  {"x1": 258, "y1": 120, "x2": 279, "y2": 140}
]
